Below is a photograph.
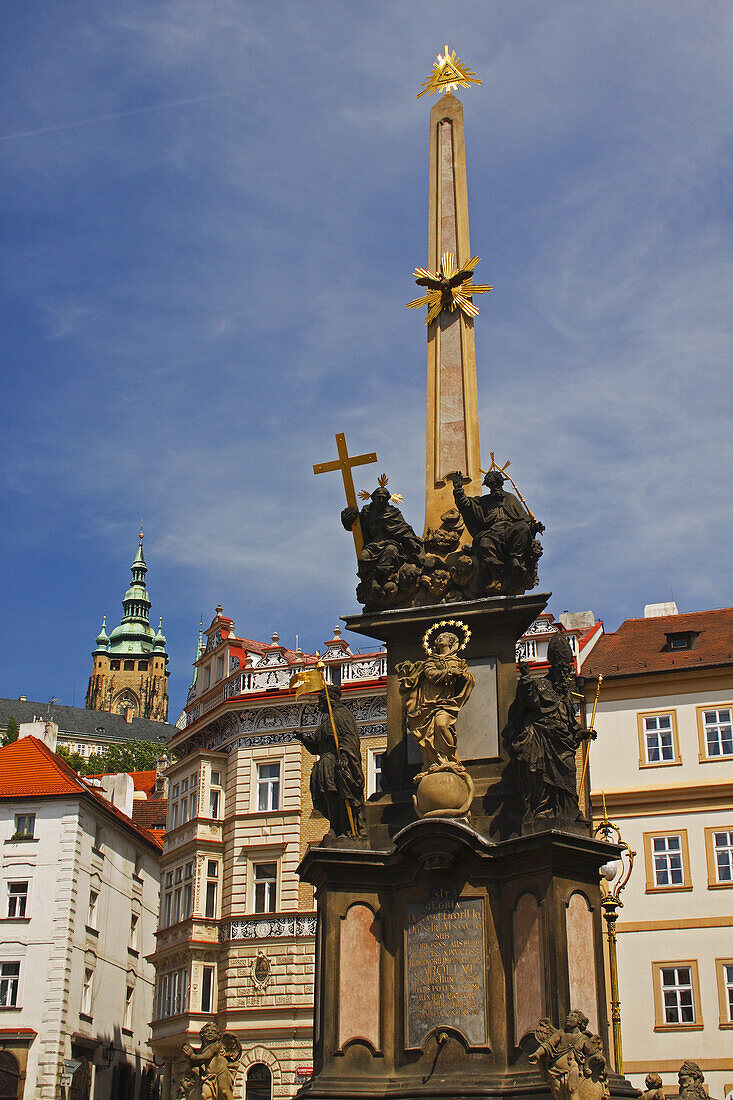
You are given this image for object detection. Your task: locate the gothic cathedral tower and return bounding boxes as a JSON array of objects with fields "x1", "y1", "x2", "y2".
[{"x1": 85, "y1": 531, "x2": 170, "y2": 721}]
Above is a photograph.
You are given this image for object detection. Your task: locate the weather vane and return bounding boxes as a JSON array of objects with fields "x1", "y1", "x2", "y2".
[
  {"x1": 406, "y1": 251, "x2": 492, "y2": 324},
  {"x1": 417, "y1": 45, "x2": 482, "y2": 99}
]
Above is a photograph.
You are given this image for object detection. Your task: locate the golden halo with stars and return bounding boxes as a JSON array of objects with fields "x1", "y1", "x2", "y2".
[{"x1": 422, "y1": 619, "x2": 472, "y2": 656}]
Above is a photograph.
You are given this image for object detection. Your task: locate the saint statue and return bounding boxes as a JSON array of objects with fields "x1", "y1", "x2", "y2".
[
  {"x1": 678, "y1": 1062, "x2": 717, "y2": 1100},
  {"x1": 296, "y1": 686, "x2": 366, "y2": 838},
  {"x1": 447, "y1": 468, "x2": 543, "y2": 594},
  {"x1": 397, "y1": 629, "x2": 475, "y2": 772},
  {"x1": 529, "y1": 1011, "x2": 609, "y2": 1100},
  {"x1": 502, "y1": 631, "x2": 595, "y2": 828},
  {"x1": 180, "y1": 1023, "x2": 242, "y2": 1100},
  {"x1": 397, "y1": 621, "x2": 476, "y2": 817},
  {"x1": 342, "y1": 482, "x2": 424, "y2": 608}
]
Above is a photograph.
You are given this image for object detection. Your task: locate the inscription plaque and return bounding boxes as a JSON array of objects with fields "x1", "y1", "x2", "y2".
[{"x1": 405, "y1": 884, "x2": 486, "y2": 1048}]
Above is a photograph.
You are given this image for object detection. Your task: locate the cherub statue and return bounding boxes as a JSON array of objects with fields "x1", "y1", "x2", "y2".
[
  {"x1": 397, "y1": 623, "x2": 475, "y2": 775},
  {"x1": 642, "y1": 1073, "x2": 665, "y2": 1100},
  {"x1": 678, "y1": 1062, "x2": 716, "y2": 1100},
  {"x1": 502, "y1": 632, "x2": 595, "y2": 829},
  {"x1": 341, "y1": 476, "x2": 424, "y2": 609},
  {"x1": 529, "y1": 1010, "x2": 608, "y2": 1100},
  {"x1": 180, "y1": 1023, "x2": 242, "y2": 1100}
]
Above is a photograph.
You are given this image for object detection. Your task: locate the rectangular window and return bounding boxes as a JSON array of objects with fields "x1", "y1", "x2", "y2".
[
  {"x1": 0, "y1": 962, "x2": 20, "y2": 1007},
  {"x1": 645, "y1": 830, "x2": 691, "y2": 892},
  {"x1": 661, "y1": 965, "x2": 695, "y2": 1024},
  {"x1": 211, "y1": 770, "x2": 221, "y2": 786},
  {"x1": 180, "y1": 799, "x2": 188, "y2": 825},
  {"x1": 133, "y1": 851, "x2": 142, "y2": 877},
  {"x1": 209, "y1": 789, "x2": 221, "y2": 819},
  {"x1": 253, "y1": 861, "x2": 277, "y2": 914},
  {"x1": 88, "y1": 889, "x2": 99, "y2": 927},
  {"x1": 703, "y1": 708, "x2": 733, "y2": 758},
  {"x1": 181, "y1": 778, "x2": 189, "y2": 794},
  {"x1": 216, "y1": 656, "x2": 224, "y2": 680},
  {"x1": 369, "y1": 750, "x2": 386, "y2": 796},
  {"x1": 123, "y1": 985, "x2": 133, "y2": 1030},
  {"x1": 170, "y1": 801, "x2": 178, "y2": 829},
  {"x1": 257, "y1": 762, "x2": 281, "y2": 811},
  {"x1": 129, "y1": 912, "x2": 139, "y2": 950},
  {"x1": 81, "y1": 967, "x2": 94, "y2": 1016},
  {"x1": 652, "y1": 836, "x2": 684, "y2": 887},
  {"x1": 163, "y1": 892, "x2": 172, "y2": 927},
  {"x1": 158, "y1": 970, "x2": 188, "y2": 1019},
  {"x1": 713, "y1": 831, "x2": 733, "y2": 884},
  {"x1": 205, "y1": 881, "x2": 217, "y2": 919},
  {"x1": 718, "y1": 961, "x2": 733, "y2": 1026},
  {"x1": 207, "y1": 860, "x2": 218, "y2": 879},
  {"x1": 7, "y1": 882, "x2": 28, "y2": 918},
  {"x1": 201, "y1": 965, "x2": 215, "y2": 1013},
  {"x1": 13, "y1": 814, "x2": 35, "y2": 840},
  {"x1": 644, "y1": 714, "x2": 675, "y2": 763}
]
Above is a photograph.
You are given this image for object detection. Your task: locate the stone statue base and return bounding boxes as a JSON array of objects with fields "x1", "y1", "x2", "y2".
[
  {"x1": 413, "y1": 764, "x2": 474, "y2": 818},
  {"x1": 297, "y1": 820, "x2": 638, "y2": 1100}
]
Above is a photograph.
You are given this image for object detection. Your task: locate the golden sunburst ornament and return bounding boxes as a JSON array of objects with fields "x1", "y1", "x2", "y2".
[
  {"x1": 417, "y1": 46, "x2": 482, "y2": 99},
  {"x1": 406, "y1": 252, "x2": 492, "y2": 325},
  {"x1": 358, "y1": 473, "x2": 404, "y2": 505}
]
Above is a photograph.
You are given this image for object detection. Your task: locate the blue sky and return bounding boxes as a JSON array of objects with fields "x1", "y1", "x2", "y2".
[{"x1": 2, "y1": 2, "x2": 732, "y2": 719}]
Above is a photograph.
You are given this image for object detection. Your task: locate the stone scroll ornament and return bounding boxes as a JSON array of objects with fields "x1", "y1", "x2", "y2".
[
  {"x1": 529, "y1": 1011, "x2": 609, "y2": 1100},
  {"x1": 179, "y1": 1023, "x2": 242, "y2": 1100},
  {"x1": 397, "y1": 619, "x2": 475, "y2": 818}
]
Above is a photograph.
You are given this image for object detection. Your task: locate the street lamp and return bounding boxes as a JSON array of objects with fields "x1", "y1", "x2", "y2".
[
  {"x1": 102, "y1": 1040, "x2": 115, "y2": 1068},
  {"x1": 594, "y1": 792, "x2": 635, "y2": 1075}
]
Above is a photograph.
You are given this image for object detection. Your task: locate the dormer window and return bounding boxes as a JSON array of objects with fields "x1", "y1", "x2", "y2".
[{"x1": 664, "y1": 631, "x2": 698, "y2": 652}]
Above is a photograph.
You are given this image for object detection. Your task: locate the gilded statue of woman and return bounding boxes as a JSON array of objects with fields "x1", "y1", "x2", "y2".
[{"x1": 397, "y1": 626, "x2": 475, "y2": 773}]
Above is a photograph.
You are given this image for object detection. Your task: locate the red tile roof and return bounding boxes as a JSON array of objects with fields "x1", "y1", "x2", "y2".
[
  {"x1": 583, "y1": 607, "x2": 733, "y2": 679},
  {"x1": 132, "y1": 798, "x2": 167, "y2": 832},
  {"x1": 90, "y1": 769, "x2": 158, "y2": 796},
  {"x1": 0, "y1": 737, "x2": 162, "y2": 851}
]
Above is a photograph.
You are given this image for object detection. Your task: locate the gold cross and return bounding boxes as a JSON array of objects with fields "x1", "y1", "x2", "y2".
[{"x1": 313, "y1": 433, "x2": 378, "y2": 557}]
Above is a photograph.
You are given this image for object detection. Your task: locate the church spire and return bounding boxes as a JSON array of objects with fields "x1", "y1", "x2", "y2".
[{"x1": 122, "y1": 530, "x2": 151, "y2": 625}]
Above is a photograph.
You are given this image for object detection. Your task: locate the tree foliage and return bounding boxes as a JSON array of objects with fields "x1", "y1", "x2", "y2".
[
  {"x1": 2, "y1": 716, "x2": 20, "y2": 746},
  {"x1": 57, "y1": 739, "x2": 169, "y2": 777}
]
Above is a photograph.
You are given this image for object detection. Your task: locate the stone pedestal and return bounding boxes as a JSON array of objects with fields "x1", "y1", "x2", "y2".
[
  {"x1": 342, "y1": 593, "x2": 550, "y2": 846},
  {"x1": 297, "y1": 594, "x2": 637, "y2": 1100},
  {"x1": 298, "y1": 822, "x2": 636, "y2": 1100}
]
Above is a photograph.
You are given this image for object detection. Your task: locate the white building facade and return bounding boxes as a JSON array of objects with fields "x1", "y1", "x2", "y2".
[{"x1": 0, "y1": 726, "x2": 162, "y2": 1100}]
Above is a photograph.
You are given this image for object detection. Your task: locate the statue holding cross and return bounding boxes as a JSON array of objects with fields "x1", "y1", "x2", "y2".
[{"x1": 314, "y1": 434, "x2": 425, "y2": 610}]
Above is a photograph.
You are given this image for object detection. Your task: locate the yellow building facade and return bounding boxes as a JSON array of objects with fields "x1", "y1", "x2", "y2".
[{"x1": 584, "y1": 605, "x2": 733, "y2": 1094}]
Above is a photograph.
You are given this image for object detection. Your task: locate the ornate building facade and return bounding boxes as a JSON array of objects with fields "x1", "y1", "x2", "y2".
[
  {"x1": 85, "y1": 532, "x2": 169, "y2": 722},
  {"x1": 149, "y1": 606, "x2": 602, "y2": 1099}
]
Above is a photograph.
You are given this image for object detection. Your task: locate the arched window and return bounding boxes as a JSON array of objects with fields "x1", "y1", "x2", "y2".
[
  {"x1": 246, "y1": 1063, "x2": 272, "y2": 1100},
  {"x1": 0, "y1": 1051, "x2": 20, "y2": 1100},
  {"x1": 110, "y1": 660, "x2": 121, "y2": 671}
]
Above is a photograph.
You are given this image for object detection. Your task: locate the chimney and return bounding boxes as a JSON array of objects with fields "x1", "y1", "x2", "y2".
[
  {"x1": 18, "y1": 720, "x2": 58, "y2": 751},
  {"x1": 96, "y1": 773, "x2": 134, "y2": 818},
  {"x1": 644, "y1": 602, "x2": 679, "y2": 619}
]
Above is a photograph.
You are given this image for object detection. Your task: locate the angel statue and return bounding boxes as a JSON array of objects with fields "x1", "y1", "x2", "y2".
[
  {"x1": 397, "y1": 620, "x2": 476, "y2": 817},
  {"x1": 529, "y1": 1011, "x2": 609, "y2": 1100},
  {"x1": 179, "y1": 1023, "x2": 242, "y2": 1100}
]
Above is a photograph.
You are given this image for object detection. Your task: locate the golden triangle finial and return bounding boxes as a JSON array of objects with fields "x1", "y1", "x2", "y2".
[{"x1": 417, "y1": 46, "x2": 481, "y2": 99}]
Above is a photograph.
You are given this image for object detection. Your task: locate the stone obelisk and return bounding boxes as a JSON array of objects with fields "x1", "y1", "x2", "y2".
[{"x1": 424, "y1": 92, "x2": 482, "y2": 534}]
